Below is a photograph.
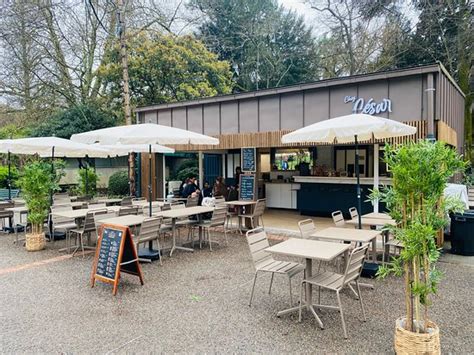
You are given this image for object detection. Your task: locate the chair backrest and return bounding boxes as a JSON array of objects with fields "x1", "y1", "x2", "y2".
[
  {"x1": 50, "y1": 204, "x2": 74, "y2": 224},
  {"x1": 132, "y1": 197, "x2": 145, "y2": 202},
  {"x1": 142, "y1": 205, "x2": 161, "y2": 215},
  {"x1": 136, "y1": 216, "x2": 162, "y2": 244},
  {"x1": 214, "y1": 196, "x2": 226, "y2": 206},
  {"x1": 171, "y1": 202, "x2": 185, "y2": 210},
  {"x1": 83, "y1": 212, "x2": 98, "y2": 234},
  {"x1": 349, "y1": 207, "x2": 358, "y2": 220},
  {"x1": 298, "y1": 219, "x2": 316, "y2": 239},
  {"x1": 253, "y1": 199, "x2": 266, "y2": 217},
  {"x1": 246, "y1": 228, "x2": 274, "y2": 270},
  {"x1": 186, "y1": 196, "x2": 199, "y2": 208},
  {"x1": 342, "y1": 243, "x2": 369, "y2": 287},
  {"x1": 332, "y1": 210, "x2": 345, "y2": 227},
  {"x1": 209, "y1": 206, "x2": 227, "y2": 226},
  {"x1": 161, "y1": 203, "x2": 171, "y2": 211},
  {"x1": 121, "y1": 196, "x2": 132, "y2": 206},
  {"x1": 119, "y1": 206, "x2": 138, "y2": 216}
]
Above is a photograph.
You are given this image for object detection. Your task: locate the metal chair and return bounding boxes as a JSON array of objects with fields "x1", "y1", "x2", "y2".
[
  {"x1": 186, "y1": 196, "x2": 199, "y2": 208},
  {"x1": 49, "y1": 205, "x2": 77, "y2": 242},
  {"x1": 298, "y1": 243, "x2": 369, "y2": 339},
  {"x1": 53, "y1": 192, "x2": 71, "y2": 205},
  {"x1": 0, "y1": 201, "x2": 14, "y2": 232},
  {"x1": 192, "y1": 206, "x2": 227, "y2": 251},
  {"x1": 68, "y1": 211, "x2": 97, "y2": 257},
  {"x1": 298, "y1": 219, "x2": 316, "y2": 239},
  {"x1": 118, "y1": 206, "x2": 139, "y2": 216},
  {"x1": 349, "y1": 207, "x2": 358, "y2": 220},
  {"x1": 120, "y1": 196, "x2": 133, "y2": 206},
  {"x1": 238, "y1": 199, "x2": 266, "y2": 233},
  {"x1": 134, "y1": 216, "x2": 163, "y2": 265},
  {"x1": 246, "y1": 228, "x2": 305, "y2": 307},
  {"x1": 331, "y1": 210, "x2": 345, "y2": 227}
]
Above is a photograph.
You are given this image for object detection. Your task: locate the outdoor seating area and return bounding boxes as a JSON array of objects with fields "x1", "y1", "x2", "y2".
[{"x1": 0, "y1": 216, "x2": 472, "y2": 353}]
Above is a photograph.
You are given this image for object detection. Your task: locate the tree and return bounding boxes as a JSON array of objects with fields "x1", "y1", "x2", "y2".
[
  {"x1": 98, "y1": 32, "x2": 233, "y2": 108},
  {"x1": 192, "y1": 0, "x2": 319, "y2": 91},
  {"x1": 32, "y1": 104, "x2": 115, "y2": 139},
  {"x1": 307, "y1": 0, "x2": 411, "y2": 77},
  {"x1": 393, "y1": 0, "x2": 473, "y2": 161}
]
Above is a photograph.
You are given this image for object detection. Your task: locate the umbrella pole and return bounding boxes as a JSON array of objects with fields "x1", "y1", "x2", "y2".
[
  {"x1": 148, "y1": 144, "x2": 152, "y2": 217},
  {"x1": 7, "y1": 151, "x2": 11, "y2": 200},
  {"x1": 50, "y1": 146, "x2": 55, "y2": 206},
  {"x1": 354, "y1": 135, "x2": 362, "y2": 229}
]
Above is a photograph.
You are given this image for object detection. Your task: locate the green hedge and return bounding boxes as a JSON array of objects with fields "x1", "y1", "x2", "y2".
[{"x1": 108, "y1": 170, "x2": 129, "y2": 196}]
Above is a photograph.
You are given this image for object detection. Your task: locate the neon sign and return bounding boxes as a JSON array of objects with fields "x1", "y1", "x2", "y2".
[{"x1": 344, "y1": 96, "x2": 392, "y2": 115}]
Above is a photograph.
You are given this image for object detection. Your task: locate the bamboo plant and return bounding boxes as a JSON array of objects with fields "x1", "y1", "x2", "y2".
[
  {"x1": 18, "y1": 160, "x2": 61, "y2": 234},
  {"x1": 374, "y1": 140, "x2": 466, "y2": 333}
]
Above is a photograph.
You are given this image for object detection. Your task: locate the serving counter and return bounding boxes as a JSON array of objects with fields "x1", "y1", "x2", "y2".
[{"x1": 292, "y1": 176, "x2": 390, "y2": 217}]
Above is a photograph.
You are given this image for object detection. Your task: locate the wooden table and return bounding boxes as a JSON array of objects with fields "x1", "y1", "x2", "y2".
[
  {"x1": 266, "y1": 238, "x2": 350, "y2": 328},
  {"x1": 362, "y1": 212, "x2": 392, "y2": 220},
  {"x1": 311, "y1": 227, "x2": 380, "y2": 262},
  {"x1": 160, "y1": 206, "x2": 215, "y2": 256}
]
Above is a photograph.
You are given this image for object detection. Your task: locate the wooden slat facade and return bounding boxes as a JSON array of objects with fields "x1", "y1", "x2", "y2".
[
  {"x1": 437, "y1": 120, "x2": 457, "y2": 147},
  {"x1": 166, "y1": 121, "x2": 427, "y2": 151}
]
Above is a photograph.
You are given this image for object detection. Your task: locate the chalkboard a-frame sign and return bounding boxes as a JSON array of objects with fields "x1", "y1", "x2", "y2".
[
  {"x1": 91, "y1": 224, "x2": 144, "y2": 295},
  {"x1": 241, "y1": 147, "x2": 256, "y2": 172},
  {"x1": 239, "y1": 174, "x2": 256, "y2": 201}
]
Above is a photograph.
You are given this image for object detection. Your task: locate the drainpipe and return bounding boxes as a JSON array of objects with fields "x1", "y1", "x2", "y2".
[{"x1": 426, "y1": 73, "x2": 436, "y2": 140}]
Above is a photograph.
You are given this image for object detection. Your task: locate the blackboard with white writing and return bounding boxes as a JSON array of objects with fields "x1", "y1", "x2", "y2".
[
  {"x1": 91, "y1": 224, "x2": 144, "y2": 295},
  {"x1": 241, "y1": 147, "x2": 256, "y2": 172},
  {"x1": 239, "y1": 174, "x2": 256, "y2": 201}
]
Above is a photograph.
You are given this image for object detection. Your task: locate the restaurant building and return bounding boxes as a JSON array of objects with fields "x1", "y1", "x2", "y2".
[{"x1": 135, "y1": 63, "x2": 466, "y2": 216}]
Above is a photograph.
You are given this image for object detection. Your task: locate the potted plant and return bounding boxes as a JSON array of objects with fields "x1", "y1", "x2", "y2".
[
  {"x1": 374, "y1": 140, "x2": 466, "y2": 354},
  {"x1": 18, "y1": 160, "x2": 59, "y2": 251}
]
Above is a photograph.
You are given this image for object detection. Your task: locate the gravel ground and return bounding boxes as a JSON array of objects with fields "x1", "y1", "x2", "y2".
[{"x1": 0, "y1": 231, "x2": 473, "y2": 354}]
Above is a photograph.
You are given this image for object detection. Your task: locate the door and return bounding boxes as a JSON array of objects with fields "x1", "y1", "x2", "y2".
[{"x1": 204, "y1": 154, "x2": 222, "y2": 186}]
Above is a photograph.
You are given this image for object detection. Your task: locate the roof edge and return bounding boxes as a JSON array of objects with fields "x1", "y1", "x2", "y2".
[{"x1": 135, "y1": 64, "x2": 447, "y2": 112}]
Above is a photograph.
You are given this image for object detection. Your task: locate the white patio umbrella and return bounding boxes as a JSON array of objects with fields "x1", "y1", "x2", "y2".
[
  {"x1": 0, "y1": 137, "x2": 114, "y2": 201},
  {"x1": 281, "y1": 114, "x2": 417, "y2": 228},
  {"x1": 71, "y1": 123, "x2": 219, "y2": 216}
]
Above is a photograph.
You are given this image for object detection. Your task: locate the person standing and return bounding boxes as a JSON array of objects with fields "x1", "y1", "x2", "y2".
[{"x1": 235, "y1": 166, "x2": 242, "y2": 187}]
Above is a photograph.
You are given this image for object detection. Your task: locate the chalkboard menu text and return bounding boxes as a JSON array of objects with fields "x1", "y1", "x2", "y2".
[
  {"x1": 239, "y1": 174, "x2": 256, "y2": 201},
  {"x1": 241, "y1": 147, "x2": 256, "y2": 172},
  {"x1": 91, "y1": 224, "x2": 144, "y2": 295}
]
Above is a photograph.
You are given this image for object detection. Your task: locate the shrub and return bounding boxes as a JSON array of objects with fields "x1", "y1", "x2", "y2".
[
  {"x1": 108, "y1": 170, "x2": 129, "y2": 196},
  {"x1": 78, "y1": 168, "x2": 99, "y2": 197},
  {"x1": 0, "y1": 165, "x2": 19, "y2": 189}
]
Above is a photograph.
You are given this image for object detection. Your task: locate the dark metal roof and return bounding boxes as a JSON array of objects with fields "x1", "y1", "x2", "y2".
[{"x1": 136, "y1": 63, "x2": 464, "y2": 113}]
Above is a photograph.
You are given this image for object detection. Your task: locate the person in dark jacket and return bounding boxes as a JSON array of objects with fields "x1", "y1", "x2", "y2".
[
  {"x1": 182, "y1": 177, "x2": 198, "y2": 198},
  {"x1": 202, "y1": 181, "x2": 212, "y2": 198}
]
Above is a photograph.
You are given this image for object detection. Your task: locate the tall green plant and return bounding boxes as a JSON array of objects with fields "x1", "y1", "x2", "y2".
[
  {"x1": 18, "y1": 161, "x2": 59, "y2": 234},
  {"x1": 374, "y1": 140, "x2": 466, "y2": 333},
  {"x1": 78, "y1": 168, "x2": 99, "y2": 197}
]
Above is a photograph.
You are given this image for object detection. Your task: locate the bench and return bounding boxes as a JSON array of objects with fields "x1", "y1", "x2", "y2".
[{"x1": 0, "y1": 189, "x2": 20, "y2": 200}]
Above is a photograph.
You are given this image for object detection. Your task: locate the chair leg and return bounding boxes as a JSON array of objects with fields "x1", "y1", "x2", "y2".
[
  {"x1": 288, "y1": 276, "x2": 293, "y2": 306},
  {"x1": 208, "y1": 229, "x2": 213, "y2": 251},
  {"x1": 268, "y1": 273, "x2": 274, "y2": 294},
  {"x1": 336, "y1": 291, "x2": 348, "y2": 339},
  {"x1": 298, "y1": 281, "x2": 304, "y2": 322},
  {"x1": 356, "y1": 281, "x2": 366, "y2": 322},
  {"x1": 249, "y1": 272, "x2": 258, "y2": 307},
  {"x1": 223, "y1": 226, "x2": 228, "y2": 246}
]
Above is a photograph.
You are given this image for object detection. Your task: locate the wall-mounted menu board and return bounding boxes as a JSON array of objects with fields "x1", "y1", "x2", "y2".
[
  {"x1": 241, "y1": 147, "x2": 256, "y2": 172},
  {"x1": 91, "y1": 224, "x2": 144, "y2": 295},
  {"x1": 239, "y1": 174, "x2": 256, "y2": 201}
]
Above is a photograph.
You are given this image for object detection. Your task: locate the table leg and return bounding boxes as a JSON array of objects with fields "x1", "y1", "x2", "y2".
[
  {"x1": 170, "y1": 218, "x2": 194, "y2": 257},
  {"x1": 372, "y1": 237, "x2": 377, "y2": 263}
]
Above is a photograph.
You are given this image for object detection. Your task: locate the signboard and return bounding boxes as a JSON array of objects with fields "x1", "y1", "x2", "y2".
[
  {"x1": 239, "y1": 174, "x2": 256, "y2": 201},
  {"x1": 343, "y1": 96, "x2": 392, "y2": 115},
  {"x1": 241, "y1": 147, "x2": 256, "y2": 172},
  {"x1": 91, "y1": 224, "x2": 144, "y2": 295}
]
